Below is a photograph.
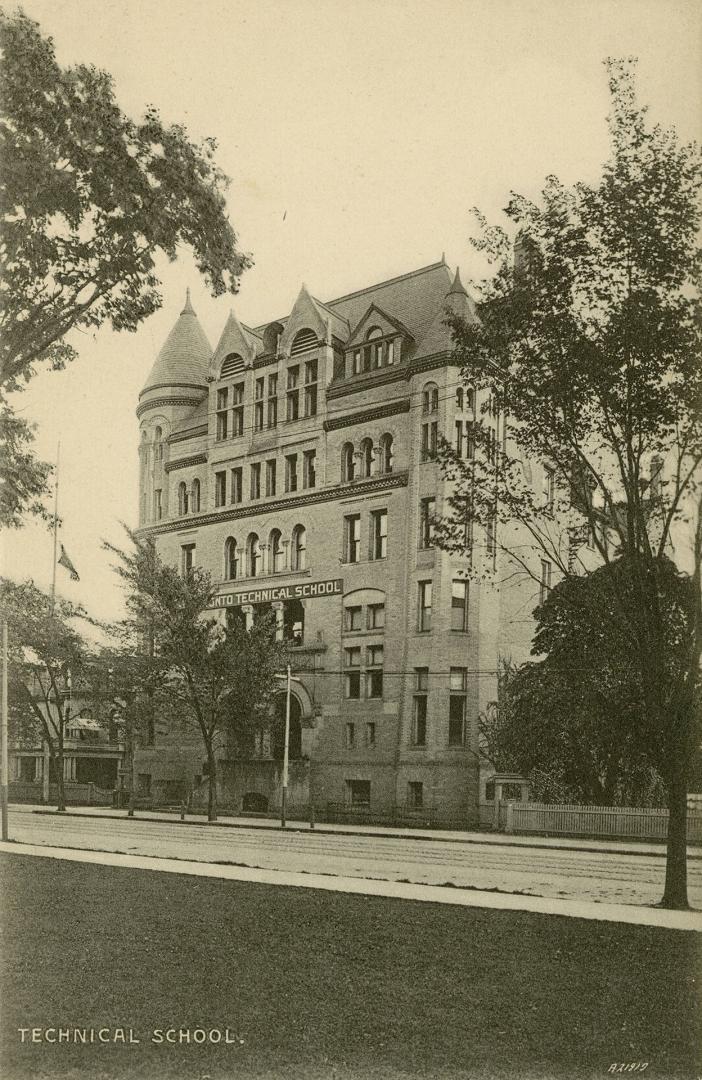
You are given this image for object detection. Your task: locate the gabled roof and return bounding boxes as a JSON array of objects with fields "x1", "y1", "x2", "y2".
[
  {"x1": 346, "y1": 303, "x2": 415, "y2": 348},
  {"x1": 326, "y1": 262, "x2": 454, "y2": 354},
  {"x1": 415, "y1": 268, "x2": 480, "y2": 355},
  {"x1": 141, "y1": 291, "x2": 212, "y2": 395},
  {"x1": 210, "y1": 309, "x2": 259, "y2": 376}
]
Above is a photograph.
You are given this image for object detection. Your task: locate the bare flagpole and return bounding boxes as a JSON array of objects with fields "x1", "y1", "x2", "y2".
[{"x1": 50, "y1": 441, "x2": 60, "y2": 614}]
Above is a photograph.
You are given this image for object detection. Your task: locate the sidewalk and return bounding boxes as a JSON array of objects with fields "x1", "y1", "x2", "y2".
[{"x1": 16, "y1": 802, "x2": 702, "y2": 859}]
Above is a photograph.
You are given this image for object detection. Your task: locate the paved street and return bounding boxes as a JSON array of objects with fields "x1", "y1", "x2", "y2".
[{"x1": 8, "y1": 806, "x2": 702, "y2": 908}]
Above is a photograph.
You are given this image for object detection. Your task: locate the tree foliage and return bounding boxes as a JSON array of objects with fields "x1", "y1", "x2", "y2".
[
  {"x1": 481, "y1": 558, "x2": 698, "y2": 806},
  {"x1": 0, "y1": 10, "x2": 251, "y2": 525},
  {"x1": 106, "y1": 530, "x2": 290, "y2": 821},
  {"x1": 438, "y1": 60, "x2": 702, "y2": 907},
  {"x1": 0, "y1": 576, "x2": 97, "y2": 810}
]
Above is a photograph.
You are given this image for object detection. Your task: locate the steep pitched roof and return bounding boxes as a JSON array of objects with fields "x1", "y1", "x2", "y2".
[
  {"x1": 326, "y1": 262, "x2": 454, "y2": 354},
  {"x1": 418, "y1": 267, "x2": 479, "y2": 355},
  {"x1": 210, "y1": 309, "x2": 259, "y2": 374},
  {"x1": 141, "y1": 291, "x2": 212, "y2": 395}
]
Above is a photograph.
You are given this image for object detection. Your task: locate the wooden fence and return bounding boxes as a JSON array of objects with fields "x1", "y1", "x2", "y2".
[
  {"x1": 503, "y1": 801, "x2": 702, "y2": 844},
  {"x1": 9, "y1": 781, "x2": 114, "y2": 806}
]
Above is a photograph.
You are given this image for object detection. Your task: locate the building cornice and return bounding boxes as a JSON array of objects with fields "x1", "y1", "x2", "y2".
[
  {"x1": 138, "y1": 382, "x2": 207, "y2": 401},
  {"x1": 138, "y1": 471, "x2": 409, "y2": 536},
  {"x1": 323, "y1": 398, "x2": 411, "y2": 431},
  {"x1": 164, "y1": 452, "x2": 208, "y2": 473},
  {"x1": 136, "y1": 395, "x2": 204, "y2": 419},
  {"x1": 326, "y1": 351, "x2": 457, "y2": 400}
]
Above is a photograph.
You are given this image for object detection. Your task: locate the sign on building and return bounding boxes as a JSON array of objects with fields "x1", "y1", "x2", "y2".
[{"x1": 209, "y1": 578, "x2": 344, "y2": 609}]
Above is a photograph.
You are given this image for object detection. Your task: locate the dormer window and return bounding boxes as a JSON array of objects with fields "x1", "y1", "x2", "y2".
[
  {"x1": 291, "y1": 328, "x2": 317, "y2": 356},
  {"x1": 351, "y1": 327, "x2": 398, "y2": 376},
  {"x1": 220, "y1": 352, "x2": 245, "y2": 379}
]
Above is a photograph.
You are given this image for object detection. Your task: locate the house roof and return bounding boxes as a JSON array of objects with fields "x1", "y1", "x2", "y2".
[{"x1": 141, "y1": 290, "x2": 212, "y2": 395}]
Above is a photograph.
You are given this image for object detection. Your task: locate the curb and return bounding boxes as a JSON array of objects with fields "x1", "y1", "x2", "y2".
[{"x1": 25, "y1": 807, "x2": 702, "y2": 860}]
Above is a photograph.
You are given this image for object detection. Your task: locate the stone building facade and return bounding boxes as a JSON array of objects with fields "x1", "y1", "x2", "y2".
[{"x1": 135, "y1": 260, "x2": 543, "y2": 825}]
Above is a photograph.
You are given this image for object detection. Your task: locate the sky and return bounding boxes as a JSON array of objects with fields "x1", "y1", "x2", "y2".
[{"x1": 2, "y1": 0, "x2": 701, "y2": 627}]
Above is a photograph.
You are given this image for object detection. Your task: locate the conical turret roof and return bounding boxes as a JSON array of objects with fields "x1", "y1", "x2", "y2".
[{"x1": 140, "y1": 290, "x2": 212, "y2": 396}]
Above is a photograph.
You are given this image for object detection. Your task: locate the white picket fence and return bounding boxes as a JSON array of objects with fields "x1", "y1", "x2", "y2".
[{"x1": 502, "y1": 801, "x2": 702, "y2": 844}]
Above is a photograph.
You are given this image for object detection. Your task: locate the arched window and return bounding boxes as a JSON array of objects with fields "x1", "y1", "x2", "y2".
[
  {"x1": 269, "y1": 529, "x2": 284, "y2": 573},
  {"x1": 220, "y1": 352, "x2": 244, "y2": 379},
  {"x1": 246, "y1": 533, "x2": 260, "y2": 577},
  {"x1": 224, "y1": 537, "x2": 238, "y2": 581},
  {"x1": 178, "y1": 482, "x2": 189, "y2": 516},
  {"x1": 341, "y1": 442, "x2": 355, "y2": 483},
  {"x1": 191, "y1": 478, "x2": 201, "y2": 513},
  {"x1": 366, "y1": 326, "x2": 384, "y2": 370},
  {"x1": 360, "y1": 438, "x2": 373, "y2": 478},
  {"x1": 154, "y1": 426, "x2": 163, "y2": 462},
  {"x1": 379, "y1": 433, "x2": 393, "y2": 474},
  {"x1": 290, "y1": 328, "x2": 317, "y2": 356},
  {"x1": 422, "y1": 382, "x2": 439, "y2": 414},
  {"x1": 263, "y1": 321, "x2": 284, "y2": 355},
  {"x1": 291, "y1": 525, "x2": 306, "y2": 571},
  {"x1": 456, "y1": 388, "x2": 464, "y2": 410}
]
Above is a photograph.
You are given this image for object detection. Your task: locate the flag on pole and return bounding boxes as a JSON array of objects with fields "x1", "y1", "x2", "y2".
[{"x1": 58, "y1": 544, "x2": 80, "y2": 582}]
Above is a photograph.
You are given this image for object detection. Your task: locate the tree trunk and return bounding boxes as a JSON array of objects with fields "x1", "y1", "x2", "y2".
[
  {"x1": 55, "y1": 735, "x2": 66, "y2": 812},
  {"x1": 206, "y1": 744, "x2": 217, "y2": 823},
  {"x1": 660, "y1": 765, "x2": 688, "y2": 910},
  {"x1": 127, "y1": 717, "x2": 135, "y2": 818}
]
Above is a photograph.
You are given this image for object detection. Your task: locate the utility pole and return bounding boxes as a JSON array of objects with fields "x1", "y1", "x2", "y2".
[
  {"x1": 280, "y1": 663, "x2": 291, "y2": 829},
  {"x1": 1, "y1": 620, "x2": 9, "y2": 841}
]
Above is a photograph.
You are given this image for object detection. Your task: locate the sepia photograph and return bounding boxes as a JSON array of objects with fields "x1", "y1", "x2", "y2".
[{"x1": 0, "y1": 1, "x2": 700, "y2": 1078}]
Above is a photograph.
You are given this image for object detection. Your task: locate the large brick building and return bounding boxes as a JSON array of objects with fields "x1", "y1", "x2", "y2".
[{"x1": 135, "y1": 260, "x2": 541, "y2": 825}]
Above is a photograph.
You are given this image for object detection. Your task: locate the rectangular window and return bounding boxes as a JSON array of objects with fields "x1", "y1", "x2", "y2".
[
  {"x1": 418, "y1": 580, "x2": 432, "y2": 632},
  {"x1": 450, "y1": 667, "x2": 467, "y2": 692},
  {"x1": 215, "y1": 470, "x2": 226, "y2": 507},
  {"x1": 268, "y1": 373, "x2": 278, "y2": 397},
  {"x1": 181, "y1": 543, "x2": 195, "y2": 576},
  {"x1": 367, "y1": 644, "x2": 384, "y2": 667},
  {"x1": 415, "y1": 667, "x2": 429, "y2": 692},
  {"x1": 370, "y1": 509, "x2": 387, "y2": 559},
  {"x1": 365, "y1": 722, "x2": 376, "y2": 748},
  {"x1": 250, "y1": 462, "x2": 261, "y2": 500},
  {"x1": 230, "y1": 467, "x2": 243, "y2": 504},
  {"x1": 254, "y1": 401, "x2": 264, "y2": 432},
  {"x1": 366, "y1": 670, "x2": 383, "y2": 699},
  {"x1": 408, "y1": 781, "x2": 423, "y2": 808},
  {"x1": 419, "y1": 497, "x2": 435, "y2": 549},
  {"x1": 345, "y1": 722, "x2": 356, "y2": 748},
  {"x1": 421, "y1": 421, "x2": 438, "y2": 461},
  {"x1": 303, "y1": 449, "x2": 316, "y2": 489},
  {"x1": 345, "y1": 646, "x2": 361, "y2": 667},
  {"x1": 367, "y1": 603, "x2": 385, "y2": 630},
  {"x1": 448, "y1": 695, "x2": 466, "y2": 746},
  {"x1": 216, "y1": 388, "x2": 228, "y2": 440},
  {"x1": 451, "y1": 579, "x2": 469, "y2": 632},
  {"x1": 232, "y1": 383, "x2": 244, "y2": 436},
  {"x1": 265, "y1": 459, "x2": 277, "y2": 497},
  {"x1": 540, "y1": 559, "x2": 552, "y2": 604},
  {"x1": 344, "y1": 514, "x2": 361, "y2": 563},
  {"x1": 286, "y1": 365, "x2": 299, "y2": 421},
  {"x1": 345, "y1": 672, "x2": 361, "y2": 699},
  {"x1": 345, "y1": 605, "x2": 362, "y2": 631},
  {"x1": 255, "y1": 377, "x2": 265, "y2": 399},
  {"x1": 486, "y1": 514, "x2": 496, "y2": 557},
  {"x1": 267, "y1": 396, "x2": 278, "y2": 429},
  {"x1": 153, "y1": 489, "x2": 162, "y2": 520},
  {"x1": 543, "y1": 466, "x2": 555, "y2": 512},
  {"x1": 455, "y1": 420, "x2": 474, "y2": 459},
  {"x1": 285, "y1": 453, "x2": 298, "y2": 493},
  {"x1": 412, "y1": 696, "x2": 427, "y2": 746},
  {"x1": 347, "y1": 779, "x2": 370, "y2": 807},
  {"x1": 304, "y1": 359, "x2": 318, "y2": 417},
  {"x1": 352, "y1": 350, "x2": 361, "y2": 375}
]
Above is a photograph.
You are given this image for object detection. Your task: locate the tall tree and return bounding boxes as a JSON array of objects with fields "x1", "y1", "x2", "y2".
[
  {"x1": 106, "y1": 531, "x2": 290, "y2": 822},
  {"x1": 0, "y1": 577, "x2": 96, "y2": 811},
  {"x1": 0, "y1": 10, "x2": 251, "y2": 525},
  {"x1": 481, "y1": 560, "x2": 691, "y2": 807},
  {"x1": 437, "y1": 60, "x2": 702, "y2": 908}
]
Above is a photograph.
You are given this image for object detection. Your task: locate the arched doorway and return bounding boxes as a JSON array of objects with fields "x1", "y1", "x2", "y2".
[{"x1": 272, "y1": 692, "x2": 302, "y2": 760}]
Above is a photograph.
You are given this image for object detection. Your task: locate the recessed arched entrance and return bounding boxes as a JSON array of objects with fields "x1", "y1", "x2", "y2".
[{"x1": 272, "y1": 691, "x2": 302, "y2": 760}]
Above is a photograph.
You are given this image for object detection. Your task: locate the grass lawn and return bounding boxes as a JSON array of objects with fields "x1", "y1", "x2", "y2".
[{"x1": 0, "y1": 853, "x2": 699, "y2": 1080}]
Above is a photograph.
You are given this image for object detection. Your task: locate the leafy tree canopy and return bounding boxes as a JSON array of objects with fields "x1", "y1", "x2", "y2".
[{"x1": 0, "y1": 10, "x2": 251, "y2": 524}]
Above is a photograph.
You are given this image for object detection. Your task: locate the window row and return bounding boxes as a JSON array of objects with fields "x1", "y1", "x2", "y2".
[
  {"x1": 412, "y1": 667, "x2": 469, "y2": 747},
  {"x1": 224, "y1": 526, "x2": 307, "y2": 580},
  {"x1": 343, "y1": 602, "x2": 385, "y2": 633},
  {"x1": 344, "y1": 779, "x2": 427, "y2": 810},
  {"x1": 344, "y1": 643, "x2": 384, "y2": 699},
  {"x1": 214, "y1": 450, "x2": 316, "y2": 509},
  {"x1": 416, "y1": 578, "x2": 469, "y2": 632},
  {"x1": 342, "y1": 509, "x2": 387, "y2": 563},
  {"x1": 215, "y1": 357, "x2": 319, "y2": 440},
  {"x1": 340, "y1": 435, "x2": 393, "y2": 483},
  {"x1": 347, "y1": 326, "x2": 401, "y2": 377}
]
